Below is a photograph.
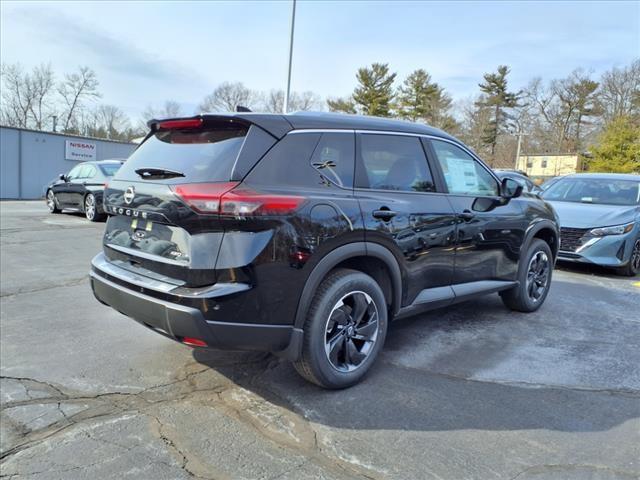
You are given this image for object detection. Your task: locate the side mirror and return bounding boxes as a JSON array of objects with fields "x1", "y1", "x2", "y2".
[
  {"x1": 501, "y1": 178, "x2": 523, "y2": 199},
  {"x1": 59, "y1": 173, "x2": 66, "y2": 181},
  {"x1": 472, "y1": 196, "x2": 500, "y2": 212}
]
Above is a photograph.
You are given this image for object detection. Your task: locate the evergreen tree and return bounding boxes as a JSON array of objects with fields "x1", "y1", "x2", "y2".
[
  {"x1": 587, "y1": 115, "x2": 640, "y2": 173},
  {"x1": 476, "y1": 65, "x2": 521, "y2": 158},
  {"x1": 352, "y1": 63, "x2": 397, "y2": 116},
  {"x1": 396, "y1": 69, "x2": 454, "y2": 128},
  {"x1": 326, "y1": 97, "x2": 357, "y2": 114}
]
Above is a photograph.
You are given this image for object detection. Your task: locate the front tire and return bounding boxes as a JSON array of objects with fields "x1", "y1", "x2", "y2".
[
  {"x1": 84, "y1": 193, "x2": 104, "y2": 222},
  {"x1": 617, "y1": 238, "x2": 640, "y2": 277},
  {"x1": 501, "y1": 239, "x2": 553, "y2": 312},
  {"x1": 294, "y1": 269, "x2": 388, "y2": 389},
  {"x1": 46, "y1": 190, "x2": 61, "y2": 213}
]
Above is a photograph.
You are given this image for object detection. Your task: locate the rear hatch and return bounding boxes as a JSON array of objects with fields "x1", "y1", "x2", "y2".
[{"x1": 103, "y1": 117, "x2": 263, "y2": 287}]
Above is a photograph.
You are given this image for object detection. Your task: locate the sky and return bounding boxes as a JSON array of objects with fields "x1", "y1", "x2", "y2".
[{"x1": 1, "y1": 0, "x2": 639, "y2": 120}]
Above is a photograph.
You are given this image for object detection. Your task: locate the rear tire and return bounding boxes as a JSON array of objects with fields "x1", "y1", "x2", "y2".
[
  {"x1": 617, "y1": 238, "x2": 640, "y2": 277},
  {"x1": 46, "y1": 190, "x2": 61, "y2": 213},
  {"x1": 501, "y1": 239, "x2": 553, "y2": 312},
  {"x1": 293, "y1": 268, "x2": 388, "y2": 389},
  {"x1": 84, "y1": 193, "x2": 105, "y2": 222}
]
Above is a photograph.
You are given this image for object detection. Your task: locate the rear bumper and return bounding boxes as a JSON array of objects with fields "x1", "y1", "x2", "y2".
[{"x1": 90, "y1": 254, "x2": 302, "y2": 358}]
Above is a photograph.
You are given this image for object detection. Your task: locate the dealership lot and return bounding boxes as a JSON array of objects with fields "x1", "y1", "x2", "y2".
[{"x1": 1, "y1": 201, "x2": 639, "y2": 479}]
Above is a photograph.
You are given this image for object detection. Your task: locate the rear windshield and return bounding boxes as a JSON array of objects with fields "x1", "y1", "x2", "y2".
[
  {"x1": 99, "y1": 163, "x2": 123, "y2": 176},
  {"x1": 542, "y1": 178, "x2": 640, "y2": 206},
  {"x1": 114, "y1": 124, "x2": 248, "y2": 183}
]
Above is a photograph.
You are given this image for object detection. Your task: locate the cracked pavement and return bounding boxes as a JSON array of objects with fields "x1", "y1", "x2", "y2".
[{"x1": 1, "y1": 201, "x2": 639, "y2": 479}]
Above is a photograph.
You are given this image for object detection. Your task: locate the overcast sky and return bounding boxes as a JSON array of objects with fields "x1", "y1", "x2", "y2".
[{"x1": 2, "y1": 0, "x2": 638, "y2": 119}]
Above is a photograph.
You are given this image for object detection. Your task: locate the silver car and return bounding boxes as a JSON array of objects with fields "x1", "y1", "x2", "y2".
[{"x1": 541, "y1": 173, "x2": 640, "y2": 276}]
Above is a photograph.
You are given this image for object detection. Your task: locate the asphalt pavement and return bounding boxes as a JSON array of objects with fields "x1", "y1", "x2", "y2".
[{"x1": 1, "y1": 201, "x2": 639, "y2": 479}]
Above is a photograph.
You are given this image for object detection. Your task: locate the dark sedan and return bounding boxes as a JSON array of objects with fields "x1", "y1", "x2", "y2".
[{"x1": 45, "y1": 159, "x2": 124, "y2": 221}]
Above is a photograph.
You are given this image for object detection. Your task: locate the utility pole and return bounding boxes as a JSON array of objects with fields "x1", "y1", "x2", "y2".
[
  {"x1": 514, "y1": 130, "x2": 523, "y2": 170},
  {"x1": 283, "y1": 0, "x2": 296, "y2": 114},
  {"x1": 51, "y1": 115, "x2": 57, "y2": 133}
]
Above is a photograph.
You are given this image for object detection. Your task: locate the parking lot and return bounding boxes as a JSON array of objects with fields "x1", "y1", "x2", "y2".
[{"x1": 1, "y1": 200, "x2": 639, "y2": 479}]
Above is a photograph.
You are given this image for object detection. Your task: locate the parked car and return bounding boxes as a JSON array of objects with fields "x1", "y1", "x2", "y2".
[
  {"x1": 46, "y1": 160, "x2": 125, "y2": 221},
  {"x1": 90, "y1": 112, "x2": 559, "y2": 388},
  {"x1": 541, "y1": 173, "x2": 640, "y2": 276},
  {"x1": 495, "y1": 169, "x2": 542, "y2": 194}
]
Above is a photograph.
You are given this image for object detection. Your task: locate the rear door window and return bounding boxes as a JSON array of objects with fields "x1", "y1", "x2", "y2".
[
  {"x1": 99, "y1": 163, "x2": 122, "y2": 176},
  {"x1": 309, "y1": 133, "x2": 355, "y2": 188},
  {"x1": 357, "y1": 134, "x2": 435, "y2": 192},
  {"x1": 115, "y1": 123, "x2": 248, "y2": 183}
]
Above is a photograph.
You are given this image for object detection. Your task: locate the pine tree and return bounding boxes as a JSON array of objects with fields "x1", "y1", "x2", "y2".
[
  {"x1": 476, "y1": 66, "x2": 521, "y2": 158},
  {"x1": 352, "y1": 63, "x2": 397, "y2": 117},
  {"x1": 396, "y1": 69, "x2": 454, "y2": 128}
]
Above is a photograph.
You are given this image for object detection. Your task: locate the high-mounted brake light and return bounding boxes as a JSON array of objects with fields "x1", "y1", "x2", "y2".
[
  {"x1": 157, "y1": 118, "x2": 203, "y2": 130},
  {"x1": 170, "y1": 183, "x2": 304, "y2": 216}
]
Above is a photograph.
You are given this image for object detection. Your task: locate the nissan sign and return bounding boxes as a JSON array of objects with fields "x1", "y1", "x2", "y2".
[{"x1": 65, "y1": 140, "x2": 96, "y2": 161}]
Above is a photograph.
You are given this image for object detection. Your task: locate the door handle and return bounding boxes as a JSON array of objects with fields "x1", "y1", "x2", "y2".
[
  {"x1": 458, "y1": 210, "x2": 475, "y2": 221},
  {"x1": 373, "y1": 209, "x2": 397, "y2": 221}
]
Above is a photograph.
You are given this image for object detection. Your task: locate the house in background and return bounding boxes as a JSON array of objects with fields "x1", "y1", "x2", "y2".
[{"x1": 516, "y1": 154, "x2": 583, "y2": 179}]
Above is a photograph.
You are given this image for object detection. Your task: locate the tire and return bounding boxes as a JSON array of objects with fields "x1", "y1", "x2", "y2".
[
  {"x1": 84, "y1": 193, "x2": 105, "y2": 222},
  {"x1": 293, "y1": 268, "x2": 388, "y2": 389},
  {"x1": 46, "y1": 190, "x2": 61, "y2": 213},
  {"x1": 500, "y1": 239, "x2": 553, "y2": 312},
  {"x1": 617, "y1": 238, "x2": 640, "y2": 277}
]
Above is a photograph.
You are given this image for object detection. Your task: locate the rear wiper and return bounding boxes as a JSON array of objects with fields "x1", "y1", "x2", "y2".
[{"x1": 135, "y1": 167, "x2": 185, "y2": 179}]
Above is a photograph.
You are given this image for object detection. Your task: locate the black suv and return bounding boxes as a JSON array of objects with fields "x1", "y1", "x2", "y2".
[{"x1": 90, "y1": 112, "x2": 559, "y2": 388}]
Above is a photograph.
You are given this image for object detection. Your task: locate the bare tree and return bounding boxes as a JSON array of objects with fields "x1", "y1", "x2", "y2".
[
  {"x1": 256, "y1": 89, "x2": 321, "y2": 113},
  {"x1": 83, "y1": 104, "x2": 130, "y2": 140},
  {"x1": 28, "y1": 64, "x2": 56, "y2": 130},
  {"x1": 599, "y1": 59, "x2": 640, "y2": 121},
  {"x1": 58, "y1": 66, "x2": 101, "y2": 132},
  {"x1": 0, "y1": 63, "x2": 34, "y2": 127},
  {"x1": 138, "y1": 100, "x2": 183, "y2": 131},
  {"x1": 198, "y1": 82, "x2": 255, "y2": 112}
]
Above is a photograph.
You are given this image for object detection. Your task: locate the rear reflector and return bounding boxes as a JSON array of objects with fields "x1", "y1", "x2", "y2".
[
  {"x1": 158, "y1": 118, "x2": 203, "y2": 130},
  {"x1": 182, "y1": 337, "x2": 208, "y2": 347},
  {"x1": 171, "y1": 183, "x2": 304, "y2": 216}
]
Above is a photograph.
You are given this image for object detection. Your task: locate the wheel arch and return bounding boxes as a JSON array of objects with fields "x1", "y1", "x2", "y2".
[
  {"x1": 524, "y1": 220, "x2": 559, "y2": 261},
  {"x1": 293, "y1": 242, "x2": 402, "y2": 331}
]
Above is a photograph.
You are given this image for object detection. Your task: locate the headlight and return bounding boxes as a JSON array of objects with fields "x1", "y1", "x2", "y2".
[{"x1": 588, "y1": 222, "x2": 635, "y2": 236}]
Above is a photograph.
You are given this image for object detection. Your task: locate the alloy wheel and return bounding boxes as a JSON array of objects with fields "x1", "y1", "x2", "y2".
[
  {"x1": 47, "y1": 190, "x2": 57, "y2": 212},
  {"x1": 324, "y1": 291, "x2": 379, "y2": 373},
  {"x1": 85, "y1": 194, "x2": 96, "y2": 220},
  {"x1": 526, "y1": 251, "x2": 550, "y2": 302},
  {"x1": 632, "y1": 239, "x2": 640, "y2": 273}
]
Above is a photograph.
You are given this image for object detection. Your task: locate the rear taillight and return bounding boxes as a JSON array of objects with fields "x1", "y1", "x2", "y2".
[
  {"x1": 158, "y1": 118, "x2": 203, "y2": 130},
  {"x1": 171, "y1": 182, "x2": 238, "y2": 214},
  {"x1": 171, "y1": 183, "x2": 304, "y2": 216}
]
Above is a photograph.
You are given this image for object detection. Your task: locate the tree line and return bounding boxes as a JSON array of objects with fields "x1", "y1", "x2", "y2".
[{"x1": 1, "y1": 60, "x2": 638, "y2": 172}]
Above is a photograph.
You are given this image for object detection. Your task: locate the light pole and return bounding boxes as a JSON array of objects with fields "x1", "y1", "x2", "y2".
[{"x1": 283, "y1": 0, "x2": 296, "y2": 114}]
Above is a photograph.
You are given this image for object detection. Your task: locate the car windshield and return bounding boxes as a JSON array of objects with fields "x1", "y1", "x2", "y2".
[
  {"x1": 99, "y1": 163, "x2": 123, "y2": 176},
  {"x1": 541, "y1": 177, "x2": 640, "y2": 206}
]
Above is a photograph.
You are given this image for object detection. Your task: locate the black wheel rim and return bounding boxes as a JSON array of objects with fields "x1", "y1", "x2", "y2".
[
  {"x1": 632, "y1": 239, "x2": 640, "y2": 272},
  {"x1": 47, "y1": 191, "x2": 56, "y2": 212},
  {"x1": 526, "y1": 251, "x2": 550, "y2": 302},
  {"x1": 324, "y1": 291, "x2": 379, "y2": 373},
  {"x1": 85, "y1": 195, "x2": 95, "y2": 220}
]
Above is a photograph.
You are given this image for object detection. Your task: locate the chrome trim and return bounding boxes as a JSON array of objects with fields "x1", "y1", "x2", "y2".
[
  {"x1": 287, "y1": 129, "x2": 355, "y2": 134},
  {"x1": 106, "y1": 243, "x2": 187, "y2": 266},
  {"x1": 91, "y1": 252, "x2": 251, "y2": 299}
]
